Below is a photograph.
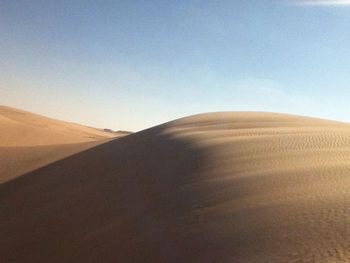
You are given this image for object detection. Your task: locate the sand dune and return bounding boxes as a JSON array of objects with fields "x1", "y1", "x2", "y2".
[
  {"x1": 0, "y1": 106, "x2": 122, "y2": 182},
  {"x1": 0, "y1": 106, "x2": 117, "y2": 147},
  {"x1": 2, "y1": 111, "x2": 350, "y2": 262}
]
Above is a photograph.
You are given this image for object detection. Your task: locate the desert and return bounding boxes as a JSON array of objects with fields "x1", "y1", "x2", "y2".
[
  {"x1": 0, "y1": 106, "x2": 123, "y2": 183},
  {"x1": 2, "y1": 107, "x2": 350, "y2": 262},
  {"x1": 3, "y1": 1, "x2": 350, "y2": 262}
]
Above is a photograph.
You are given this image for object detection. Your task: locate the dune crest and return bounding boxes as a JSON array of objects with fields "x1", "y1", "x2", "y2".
[
  {"x1": 2, "y1": 111, "x2": 350, "y2": 262},
  {"x1": 0, "y1": 106, "x2": 124, "y2": 182},
  {"x1": 0, "y1": 106, "x2": 117, "y2": 147}
]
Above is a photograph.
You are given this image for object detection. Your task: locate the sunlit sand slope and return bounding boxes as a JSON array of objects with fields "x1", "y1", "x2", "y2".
[
  {"x1": 1, "y1": 112, "x2": 350, "y2": 262},
  {"x1": 0, "y1": 106, "x2": 117, "y2": 146},
  {"x1": 0, "y1": 106, "x2": 121, "y2": 182}
]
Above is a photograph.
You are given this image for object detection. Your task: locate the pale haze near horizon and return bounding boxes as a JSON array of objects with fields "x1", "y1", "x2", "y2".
[{"x1": 1, "y1": 0, "x2": 350, "y2": 131}]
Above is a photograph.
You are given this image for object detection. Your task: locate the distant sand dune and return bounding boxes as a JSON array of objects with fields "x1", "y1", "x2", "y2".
[
  {"x1": 0, "y1": 106, "x2": 117, "y2": 147},
  {"x1": 2, "y1": 111, "x2": 350, "y2": 262},
  {"x1": 0, "y1": 106, "x2": 122, "y2": 182}
]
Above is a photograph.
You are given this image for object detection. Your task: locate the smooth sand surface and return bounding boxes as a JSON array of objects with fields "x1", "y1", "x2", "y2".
[
  {"x1": 2, "y1": 111, "x2": 350, "y2": 262},
  {"x1": 0, "y1": 106, "x2": 117, "y2": 147},
  {"x1": 0, "y1": 106, "x2": 121, "y2": 182}
]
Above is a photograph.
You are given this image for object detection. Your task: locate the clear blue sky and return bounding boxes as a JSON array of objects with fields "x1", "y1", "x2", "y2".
[{"x1": 1, "y1": 0, "x2": 350, "y2": 131}]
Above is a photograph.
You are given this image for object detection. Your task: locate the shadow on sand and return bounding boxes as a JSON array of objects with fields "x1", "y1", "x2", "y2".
[{"x1": 0, "y1": 125, "x2": 206, "y2": 263}]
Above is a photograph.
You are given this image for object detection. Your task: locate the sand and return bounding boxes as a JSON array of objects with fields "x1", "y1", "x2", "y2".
[
  {"x1": 0, "y1": 106, "x2": 121, "y2": 182},
  {"x1": 2, "y1": 110, "x2": 350, "y2": 262}
]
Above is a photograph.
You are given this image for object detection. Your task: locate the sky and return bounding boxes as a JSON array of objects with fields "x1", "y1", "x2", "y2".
[{"x1": 1, "y1": 0, "x2": 350, "y2": 131}]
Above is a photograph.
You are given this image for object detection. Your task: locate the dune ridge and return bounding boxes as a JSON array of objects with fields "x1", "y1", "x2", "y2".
[
  {"x1": 2, "y1": 111, "x2": 350, "y2": 262},
  {"x1": 0, "y1": 106, "x2": 124, "y2": 182},
  {"x1": 0, "y1": 106, "x2": 118, "y2": 147}
]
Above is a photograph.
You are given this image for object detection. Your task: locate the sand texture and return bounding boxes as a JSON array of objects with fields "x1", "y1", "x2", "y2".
[
  {"x1": 0, "y1": 106, "x2": 120, "y2": 182},
  {"x1": 2, "y1": 111, "x2": 350, "y2": 262}
]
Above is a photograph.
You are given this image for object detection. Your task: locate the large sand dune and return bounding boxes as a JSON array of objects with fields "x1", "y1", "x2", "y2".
[
  {"x1": 2, "y1": 111, "x2": 350, "y2": 262},
  {"x1": 0, "y1": 106, "x2": 121, "y2": 182},
  {"x1": 0, "y1": 106, "x2": 117, "y2": 147}
]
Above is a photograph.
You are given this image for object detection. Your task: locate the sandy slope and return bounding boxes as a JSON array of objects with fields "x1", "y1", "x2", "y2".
[
  {"x1": 2, "y1": 112, "x2": 350, "y2": 262},
  {"x1": 0, "y1": 106, "x2": 120, "y2": 182},
  {"x1": 0, "y1": 106, "x2": 117, "y2": 146}
]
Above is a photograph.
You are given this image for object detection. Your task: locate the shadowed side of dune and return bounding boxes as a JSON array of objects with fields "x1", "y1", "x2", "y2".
[
  {"x1": 0, "y1": 126, "x2": 206, "y2": 263},
  {"x1": 0, "y1": 141, "x2": 110, "y2": 183}
]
